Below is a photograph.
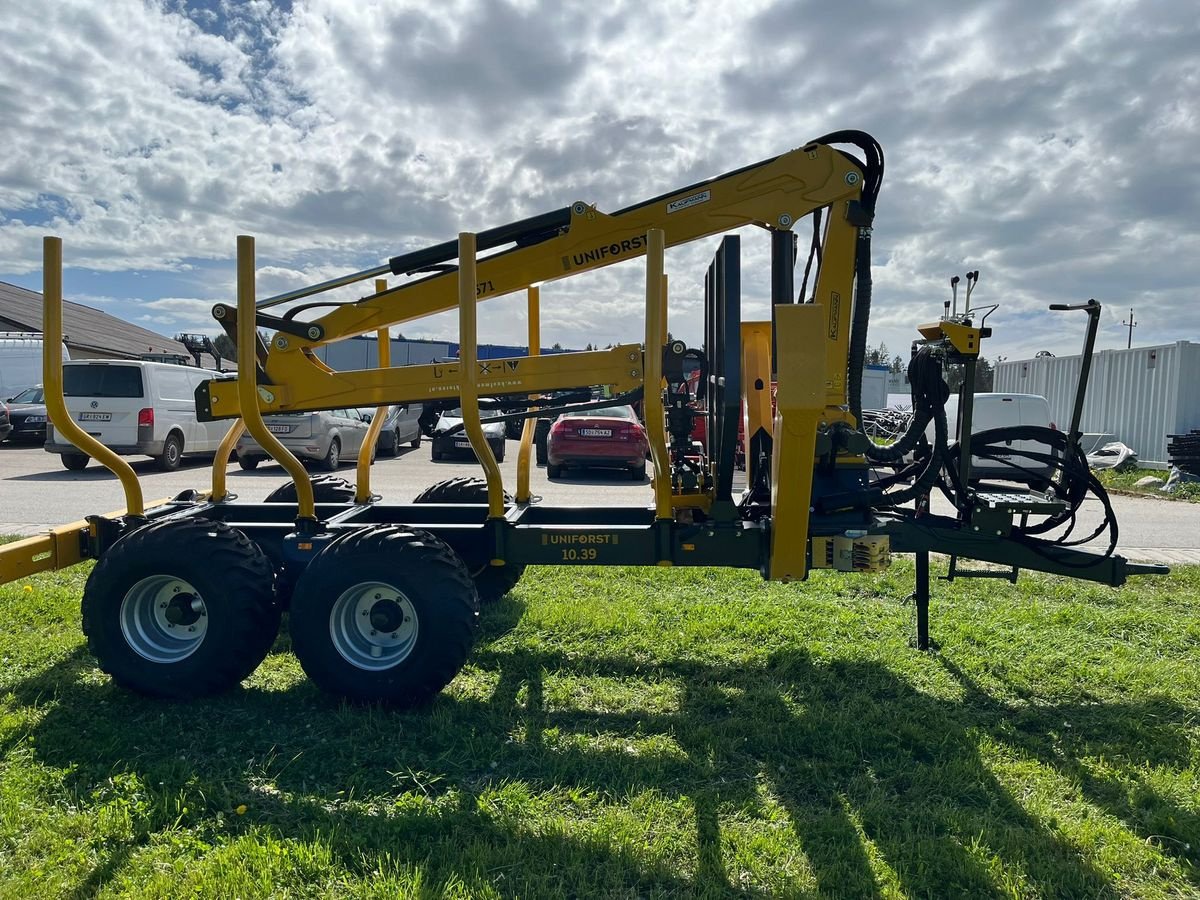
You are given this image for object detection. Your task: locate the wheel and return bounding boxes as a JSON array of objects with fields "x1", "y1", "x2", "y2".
[
  {"x1": 265, "y1": 474, "x2": 356, "y2": 504},
  {"x1": 81, "y1": 518, "x2": 279, "y2": 699},
  {"x1": 492, "y1": 440, "x2": 505, "y2": 463},
  {"x1": 630, "y1": 463, "x2": 646, "y2": 481},
  {"x1": 61, "y1": 452, "x2": 89, "y2": 471},
  {"x1": 238, "y1": 455, "x2": 260, "y2": 471},
  {"x1": 413, "y1": 477, "x2": 526, "y2": 603},
  {"x1": 534, "y1": 419, "x2": 551, "y2": 465},
  {"x1": 410, "y1": 434, "x2": 420, "y2": 449},
  {"x1": 289, "y1": 526, "x2": 479, "y2": 705},
  {"x1": 156, "y1": 433, "x2": 183, "y2": 472},
  {"x1": 431, "y1": 445, "x2": 442, "y2": 461},
  {"x1": 320, "y1": 438, "x2": 341, "y2": 472},
  {"x1": 547, "y1": 463, "x2": 563, "y2": 479},
  {"x1": 389, "y1": 429, "x2": 402, "y2": 457}
]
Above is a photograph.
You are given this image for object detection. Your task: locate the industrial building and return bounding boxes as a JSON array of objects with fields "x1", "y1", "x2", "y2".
[{"x1": 995, "y1": 341, "x2": 1200, "y2": 467}]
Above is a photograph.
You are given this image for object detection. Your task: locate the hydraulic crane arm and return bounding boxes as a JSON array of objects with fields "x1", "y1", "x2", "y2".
[{"x1": 204, "y1": 132, "x2": 882, "y2": 417}]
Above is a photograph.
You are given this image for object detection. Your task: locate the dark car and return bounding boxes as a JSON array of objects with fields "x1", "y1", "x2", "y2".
[
  {"x1": 371, "y1": 403, "x2": 424, "y2": 456},
  {"x1": 547, "y1": 405, "x2": 649, "y2": 480},
  {"x1": 0, "y1": 400, "x2": 10, "y2": 442},
  {"x1": 4, "y1": 385, "x2": 47, "y2": 443}
]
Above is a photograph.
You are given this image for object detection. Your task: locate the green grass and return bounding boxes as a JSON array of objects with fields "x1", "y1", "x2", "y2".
[
  {"x1": 1096, "y1": 467, "x2": 1200, "y2": 502},
  {"x1": 1, "y1": 560, "x2": 1198, "y2": 898}
]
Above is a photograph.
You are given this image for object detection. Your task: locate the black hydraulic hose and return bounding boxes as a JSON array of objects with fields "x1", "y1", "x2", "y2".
[{"x1": 847, "y1": 229, "x2": 873, "y2": 426}]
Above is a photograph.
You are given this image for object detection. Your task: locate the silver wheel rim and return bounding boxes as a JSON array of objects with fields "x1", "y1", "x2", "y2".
[
  {"x1": 119, "y1": 575, "x2": 209, "y2": 663},
  {"x1": 329, "y1": 580, "x2": 419, "y2": 671},
  {"x1": 167, "y1": 440, "x2": 179, "y2": 464},
  {"x1": 329, "y1": 442, "x2": 339, "y2": 467}
]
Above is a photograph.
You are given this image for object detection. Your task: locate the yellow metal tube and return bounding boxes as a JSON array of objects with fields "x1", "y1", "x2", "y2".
[
  {"x1": 236, "y1": 235, "x2": 316, "y2": 523},
  {"x1": 643, "y1": 229, "x2": 671, "y2": 521},
  {"x1": 457, "y1": 233, "x2": 506, "y2": 520},
  {"x1": 210, "y1": 419, "x2": 245, "y2": 502},
  {"x1": 515, "y1": 285, "x2": 540, "y2": 504},
  {"x1": 355, "y1": 279, "x2": 392, "y2": 502},
  {"x1": 42, "y1": 237, "x2": 145, "y2": 516}
]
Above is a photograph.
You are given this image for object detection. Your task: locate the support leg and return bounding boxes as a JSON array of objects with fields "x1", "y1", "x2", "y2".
[{"x1": 913, "y1": 550, "x2": 932, "y2": 651}]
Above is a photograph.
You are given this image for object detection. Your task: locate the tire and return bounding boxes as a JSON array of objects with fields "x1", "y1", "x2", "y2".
[
  {"x1": 156, "y1": 433, "x2": 183, "y2": 472},
  {"x1": 431, "y1": 445, "x2": 442, "y2": 461},
  {"x1": 320, "y1": 438, "x2": 341, "y2": 472},
  {"x1": 61, "y1": 452, "x2": 89, "y2": 471},
  {"x1": 410, "y1": 433, "x2": 420, "y2": 449},
  {"x1": 389, "y1": 429, "x2": 402, "y2": 457},
  {"x1": 534, "y1": 419, "x2": 551, "y2": 465},
  {"x1": 81, "y1": 518, "x2": 279, "y2": 699},
  {"x1": 289, "y1": 525, "x2": 479, "y2": 705},
  {"x1": 630, "y1": 463, "x2": 646, "y2": 481},
  {"x1": 412, "y1": 477, "x2": 526, "y2": 603},
  {"x1": 238, "y1": 456, "x2": 260, "y2": 471},
  {"x1": 265, "y1": 474, "x2": 356, "y2": 504},
  {"x1": 547, "y1": 463, "x2": 563, "y2": 479},
  {"x1": 492, "y1": 440, "x2": 506, "y2": 463}
]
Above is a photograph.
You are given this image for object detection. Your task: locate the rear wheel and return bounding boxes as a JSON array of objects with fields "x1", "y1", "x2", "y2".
[
  {"x1": 289, "y1": 526, "x2": 479, "y2": 705},
  {"x1": 320, "y1": 438, "x2": 341, "y2": 472},
  {"x1": 413, "y1": 477, "x2": 526, "y2": 603},
  {"x1": 547, "y1": 463, "x2": 563, "y2": 479},
  {"x1": 410, "y1": 434, "x2": 421, "y2": 449},
  {"x1": 630, "y1": 463, "x2": 647, "y2": 481},
  {"x1": 492, "y1": 439, "x2": 506, "y2": 463},
  {"x1": 61, "y1": 452, "x2": 89, "y2": 471},
  {"x1": 389, "y1": 429, "x2": 402, "y2": 456},
  {"x1": 238, "y1": 456, "x2": 260, "y2": 471},
  {"x1": 265, "y1": 474, "x2": 356, "y2": 504},
  {"x1": 81, "y1": 518, "x2": 279, "y2": 699},
  {"x1": 156, "y1": 433, "x2": 183, "y2": 471}
]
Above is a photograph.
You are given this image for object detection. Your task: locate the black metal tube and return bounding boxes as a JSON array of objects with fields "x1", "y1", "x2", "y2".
[
  {"x1": 387, "y1": 207, "x2": 572, "y2": 276},
  {"x1": 915, "y1": 551, "x2": 930, "y2": 651}
]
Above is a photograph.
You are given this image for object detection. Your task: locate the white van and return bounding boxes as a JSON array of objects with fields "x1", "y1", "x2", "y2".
[
  {"x1": 45, "y1": 360, "x2": 228, "y2": 471},
  {"x1": 929, "y1": 392, "x2": 1057, "y2": 483},
  {"x1": 0, "y1": 333, "x2": 69, "y2": 399}
]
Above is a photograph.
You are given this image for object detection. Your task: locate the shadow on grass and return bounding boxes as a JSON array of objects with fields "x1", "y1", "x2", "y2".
[{"x1": 3, "y1": 613, "x2": 1197, "y2": 897}]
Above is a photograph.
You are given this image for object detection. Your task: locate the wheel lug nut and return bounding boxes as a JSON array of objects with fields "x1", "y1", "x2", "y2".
[
  {"x1": 160, "y1": 603, "x2": 167, "y2": 609},
  {"x1": 370, "y1": 630, "x2": 377, "y2": 636},
  {"x1": 188, "y1": 627, "x2": 195, "y2": 632}
]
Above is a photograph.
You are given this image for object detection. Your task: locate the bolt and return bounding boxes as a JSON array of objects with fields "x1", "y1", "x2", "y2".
[
  {"x1": 168, "y1": 624, "x2": 175, "y2": 629},
  {"x1": 374, "y1": 593, "x2": 381, "y2": 599},
  {"x1": 778, "y1": 213, "x2": 793, "y2": 227},
  {"x1": 370, "y1": 630, "x2": 377, "y2": 636},
  {"x1": 275, "y1": 336, "x2": 289, "y2": 350},
  {"x1": 160, "y1": 602, "x2": 167, "y2": 609},
  {"x1": 628, "y1": 352, "x2": 637, "y2": 361},
  {"x1": 173, "y1": 586, "x2": 180, "y2": 593},
  {"x1": 391, "y1": 632, "x2": 398, "y2": 639},
  {"x1": 188, "y1": 626, "x2": 195, "y2": 632},
  {"x1": 361, "y1": 610, "x2": 368, "y2": 616},
  {"x1": 630, "y1": 369, "x2": 640, "y2": 377},
  {"x1": 845, "y1": 172, "x2": 860, "y2": 185},
  {"x1": 307, "y1": 326, "x2": 321, "y2": 340},
  {"x1": 403, "y1": 616, "x2": 410, "y2": 623}
]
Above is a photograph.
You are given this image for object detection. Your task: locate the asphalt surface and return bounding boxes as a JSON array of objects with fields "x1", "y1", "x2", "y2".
[{"x1": 1, "y1": 442, "x2": 1196, "y2": 564}]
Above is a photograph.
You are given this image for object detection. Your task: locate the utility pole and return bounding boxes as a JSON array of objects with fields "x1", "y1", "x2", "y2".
[{"x1": 1121, "y1": 307, "x2": 1137, "y2": 349}]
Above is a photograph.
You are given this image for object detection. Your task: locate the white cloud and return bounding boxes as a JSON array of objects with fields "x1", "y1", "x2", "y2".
[{"x1": 0, "y1": 0, "x2": 1195, "y2": 363}]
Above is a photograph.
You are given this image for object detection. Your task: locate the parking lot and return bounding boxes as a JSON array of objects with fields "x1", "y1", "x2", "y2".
[{"x1": 1, "y1": 440, "x2": 1197, "y2": 563}]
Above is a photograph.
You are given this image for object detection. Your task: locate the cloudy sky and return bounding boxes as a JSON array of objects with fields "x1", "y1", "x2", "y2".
[{"x1": 0, "y1": 0, "x2": 1196, "y2": 364}]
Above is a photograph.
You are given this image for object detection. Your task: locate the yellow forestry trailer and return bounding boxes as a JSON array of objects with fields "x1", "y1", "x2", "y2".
[{"x1": 0, "y1": 130, "x2": 1166, "y2": 703}]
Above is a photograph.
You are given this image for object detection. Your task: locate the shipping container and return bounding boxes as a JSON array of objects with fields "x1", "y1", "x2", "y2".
[{"x1": 994, "y1": 341, "x2": 1200, "y2": 467}]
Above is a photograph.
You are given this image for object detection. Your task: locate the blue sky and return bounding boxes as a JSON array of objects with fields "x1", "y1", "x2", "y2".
[{"x1": 1, "y1": 0, "x2": 1197, "y2": 360}]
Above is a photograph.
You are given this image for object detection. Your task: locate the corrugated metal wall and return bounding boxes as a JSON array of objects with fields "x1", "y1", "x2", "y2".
[{"x1": 995, "y1": 341, "x2": 1200, "y2": 465}]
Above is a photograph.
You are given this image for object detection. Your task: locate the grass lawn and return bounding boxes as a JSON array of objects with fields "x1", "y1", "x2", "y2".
[
  {"x1": 0, "y1": 558, "x2": 1197, "y2": 898},
  {"x1": 1096, "y1": 467, "x2": 1200, "y2": 502}
]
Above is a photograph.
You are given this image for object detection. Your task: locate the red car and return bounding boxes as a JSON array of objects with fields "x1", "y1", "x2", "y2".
[{"x1": 547, "y1": 405, "x2": 648, "y2": 480}]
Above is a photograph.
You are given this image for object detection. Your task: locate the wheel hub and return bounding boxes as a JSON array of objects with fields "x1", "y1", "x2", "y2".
[
  {"x1": 119, "y1": 575, "x2": 209, "y2": 663},
  {"x1": 329, "y1": 581, "x2": 418, "y2": 671}
]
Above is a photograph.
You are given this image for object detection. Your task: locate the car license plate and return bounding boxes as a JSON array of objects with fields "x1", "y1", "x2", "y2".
[
  {"x1": 267, "y1": 424, "x2": 291, "y2": 434},
  {"x1": 579, "y1": 428, "x2": 612, "y2": 437},
  {"x1": 78, "y1": 412, "x2": 111, "y2": 422},
  {"x1": 25, "y1": 416, "x2": 46, "y2": 424},
  {"x1": 454, "y1": 440, "x2": 472, "y2": 448}
]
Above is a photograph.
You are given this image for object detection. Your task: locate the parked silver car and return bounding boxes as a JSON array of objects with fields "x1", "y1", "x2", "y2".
[
  {"x1": 369, "y1": 403, "x2": 424, "y2": 456},
  {"x1": 236, "y1": 408, "x2": 371, "y2": 471}
]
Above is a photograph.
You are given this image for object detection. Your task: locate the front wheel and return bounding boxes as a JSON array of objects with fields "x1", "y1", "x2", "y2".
[
  {"x1": 289, "y1": 526, "x2": 479, "y2": 705},
  {"x1": 238, "y1": 456, "x2": 260, "y2": 471},
  {"x1": 81, "y1": 518, "x2": 279, "y2": 699}
]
